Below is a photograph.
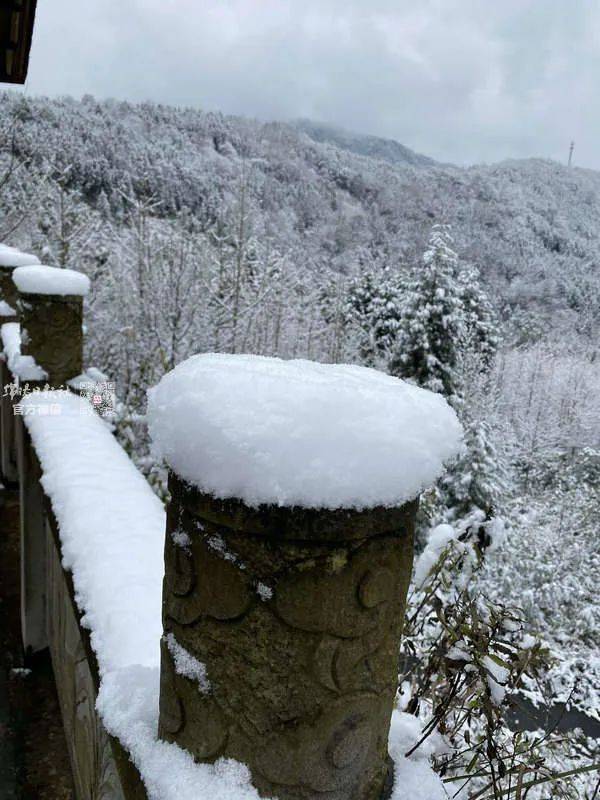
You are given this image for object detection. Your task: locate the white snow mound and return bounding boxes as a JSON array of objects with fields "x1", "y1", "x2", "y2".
[
  {"x1": 1, "y1": 322, "x2": 48, "y2": 381},
  {"x1": 0, "y1": 245, "x2": 41, "y2": 268},
  {"x1": 12, "y1": 264, "x2": 90, "y2": 296},
  {"x1": 0, "y1": 300, "x2": 16, "y2": 316},
  {"x1": 148, "y1": 354, "x2": 463, "y2": 510}
]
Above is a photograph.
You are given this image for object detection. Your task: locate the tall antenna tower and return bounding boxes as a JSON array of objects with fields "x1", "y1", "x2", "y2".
[{"x1": 568, "y1": 141, "x2": 575, "y2": 167}]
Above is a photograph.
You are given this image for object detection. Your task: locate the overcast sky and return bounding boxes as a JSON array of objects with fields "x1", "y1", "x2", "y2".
[{"x1": 20, "y1": 0, "x2": 600, "y2": 168}]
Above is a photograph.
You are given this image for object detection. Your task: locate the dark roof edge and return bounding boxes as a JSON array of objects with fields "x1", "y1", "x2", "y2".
[{"x1": 0, "y1": 0, "x2": 38, "y2": 85}]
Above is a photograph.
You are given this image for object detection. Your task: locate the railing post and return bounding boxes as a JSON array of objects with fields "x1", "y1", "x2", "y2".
[
  {"x1": 15, "y1": 286, "x2": 85, "y2": 391},
  {"x1": 16, "y1": 421, "x2": 47, "y2": 652},
  {"x1": 0, "y1": 250, "x2": 38, "y2": 482},
  {"x1": 158, "y1": 476, "x2": 417, "y2": 800},
  {"x1": 12, "y1": 264, "x2": 90, "y2": 653}
]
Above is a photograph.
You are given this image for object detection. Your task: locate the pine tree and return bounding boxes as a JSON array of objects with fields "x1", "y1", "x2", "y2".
[
  {"x1": 388, "y1": 224, "x2": 465, "y2": 404},
  {"x1": 459, "y1": 264, "x2": 499, "y2": 367},
  {"x1": 389, "y1": 224, "x2": 508, "y2": 530},
  {"x1": 441, "y1": 417, "x2": 507, "y2": 523},
  {"x1": 97, "y1": 189, "x2": 112, "y2": 220},
  {"x1": 344, "y1": 267, "x2": 404, "y2": 366}
]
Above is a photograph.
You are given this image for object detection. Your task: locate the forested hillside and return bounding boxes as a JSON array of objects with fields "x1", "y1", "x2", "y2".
[
  {"x1": 1, "y1": 91, "x2": 599, "y2": 342},
  {"x1": 1, "y1": 91, "x2": 599, "y2": 796}
]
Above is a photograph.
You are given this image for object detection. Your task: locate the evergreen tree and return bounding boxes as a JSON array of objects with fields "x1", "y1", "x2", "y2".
[
  {"x1": 441, "y1": 417, "x2": 508, "y2": 524},
  {"x1": 561, "y1": 260, "x2": 600, "y2": 339},
  {"x1": 459, "y1": 264, "x2": 499, "y2": 367},
  {"x1": 389, "y1": 224, "x2": 507, "y2": 529},
  {"x1": 344, "y1": 267, "x2": 403, "y2": 365},
  {"x1": 388, "y1": 224, "x2": 465, "y2": 404}
]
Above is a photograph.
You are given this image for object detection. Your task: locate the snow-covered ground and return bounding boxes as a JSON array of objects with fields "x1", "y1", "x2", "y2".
[{"x1": 479, "y1": 491, "x2": 600, "y2": 720}]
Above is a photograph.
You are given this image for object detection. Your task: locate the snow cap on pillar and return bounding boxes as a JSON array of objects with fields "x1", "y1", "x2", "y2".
[
  {"x1": 12, "y1": 264, "x2": 91, "y2": 297},
  {"x1": 148, "y1": 353, "x2": 463, "y2": 510}
]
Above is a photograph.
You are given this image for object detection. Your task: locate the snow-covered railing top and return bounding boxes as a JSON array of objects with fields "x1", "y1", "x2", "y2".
[
  {"x1": 21, "y1": 391, "x2": 165, "y2": 672},
  {"x1": 148, "y1": 353, "x2": 463, "y2": 510},
  {"x1": 0, "y1": 321, "x2": 47, "y2": 381},
  {"x1": 12, "y1": 264, "x2": 91, "y2": 297},
  {"x1": 0, "y1": 245, "x2": 41, "y2": 269},
  {"x1": 0, "y1": 300, "x2": 16, "y2": 317},
  {"x1": 0, "y1": 245, "x2": 41, "y2": 311},
  {"x1": 1, "y1": 321, "x2": 22, "y2": 366}
]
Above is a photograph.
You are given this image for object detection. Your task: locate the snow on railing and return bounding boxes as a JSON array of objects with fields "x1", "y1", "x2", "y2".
[
  {"x1": 0, "y1": 248, "x2": 462, "y2": 800},
  {"x1": 21, "y1": 390, "x2": 165, "y2": 668}
]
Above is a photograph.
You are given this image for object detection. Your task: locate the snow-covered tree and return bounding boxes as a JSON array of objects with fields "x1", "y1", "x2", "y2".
[
  {"x1": 388, "y1": 224, "x2": 466, "y2": 404},
  {"x1": 441, "y1": 417, "x2": 508, "y2": 524},
  {"x1": 459, "y1": 264, "x2": 499, "y2": 367},
  {"x1": 386, "y1": 226, "x2": 510, "y2": 528},
  {"x1": 344, "y1": 267, "x2": 404, "y2": 365}
]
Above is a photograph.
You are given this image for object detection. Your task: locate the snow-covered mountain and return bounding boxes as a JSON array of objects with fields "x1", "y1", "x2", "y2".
[{"x1": 1, "y1": 92, "x2": 598, "y2": 338}]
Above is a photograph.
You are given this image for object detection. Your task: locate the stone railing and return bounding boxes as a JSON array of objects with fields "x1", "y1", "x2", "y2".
[
  {"x1": 0, "y1": 255, "x2": 459, "y2": 800},
  {"x1": 0, "y1": 261, "x2": 147, "y2": 800}
]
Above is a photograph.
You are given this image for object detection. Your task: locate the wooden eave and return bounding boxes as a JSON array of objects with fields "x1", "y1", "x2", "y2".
[{"x1": 0, "y1": 0, "x2": 37, "y2": 84}]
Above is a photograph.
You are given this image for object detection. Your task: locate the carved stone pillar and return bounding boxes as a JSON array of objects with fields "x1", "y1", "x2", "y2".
[
  {"x1": 159, "y1": 473, "x2": 416, "y2": 800},
  {"x1": 16, "y1": 292, "x2": 83, "y2": 389}
]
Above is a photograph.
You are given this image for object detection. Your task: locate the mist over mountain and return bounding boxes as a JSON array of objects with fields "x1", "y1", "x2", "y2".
[{"x1": 292, "y1": 119, "x2": 438, "y2": 168}]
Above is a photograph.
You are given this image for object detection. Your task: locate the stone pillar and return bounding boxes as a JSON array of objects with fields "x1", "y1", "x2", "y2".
[
  {"x1": 16, "y1": 291, "x2": 83, "y2": 389},
  {"x1": 14, "y1": 284, "x2": 84, "y2": 652},
  {"x1": 159, "y1": 473, "x2": 417, "y2": 800}
]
